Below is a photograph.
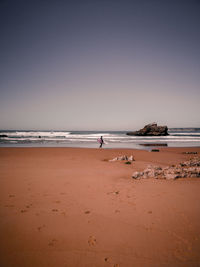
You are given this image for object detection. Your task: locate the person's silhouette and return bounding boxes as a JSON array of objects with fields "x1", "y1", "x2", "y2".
[{"x1": 99, "y1": 136, "x2": 104, "y2": 148}]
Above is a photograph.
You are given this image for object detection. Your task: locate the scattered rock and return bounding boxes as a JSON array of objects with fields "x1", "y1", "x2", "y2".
[
  {"x1": 109, "y1": 155, "x2": 135, "y2": 162},
  {"x1": 151, "y1": 149, "x2": 160, "y2": 152},
  {"x1": 127, "y1": 123, "x2": 169, "y2": 136},
  {"x1": 180, "y1": 157, "x2": 200, "y2": 167},
  {"x1": 132, "y1": 157, "x2": 200, "y2": 180},
  {"x1": 125, "y1": 161, "x2": 132, "y2": 164},
  {"x1": 128, "y1": 155, "x2": 134, "y2": 161},
  {"x1": 132, "y1": 171, "x2": 143, "y2": 179},
  {"x1": 165, "y1": 173, "x2": 178, "y2": 180}
]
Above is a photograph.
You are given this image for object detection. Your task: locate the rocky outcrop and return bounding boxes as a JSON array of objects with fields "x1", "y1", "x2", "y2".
[
  {"x1": 109, "y1": 155, "x2": 135, "y2": 162},
  {"x1": 132, "y1": 157, "x2": 200, "y2": 180},
  {"x1": 127, "y1": 123, "x2": 168, "y2": 136}
]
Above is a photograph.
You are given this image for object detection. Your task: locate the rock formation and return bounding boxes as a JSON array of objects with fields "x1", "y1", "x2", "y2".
[
  {"x1": 127, "y1": 123, "x2": 168, "y2": 136},
  {"x1": 132, "y1": 157, "x2": 200, "y2": 180},
  {"x1": 109, "y1": 155, "x2": 135, "y2": 162}
]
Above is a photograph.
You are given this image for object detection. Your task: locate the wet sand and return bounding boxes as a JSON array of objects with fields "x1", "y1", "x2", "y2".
[{"x1": 0, "y1": 147, "x2": 200, "y2": 267}]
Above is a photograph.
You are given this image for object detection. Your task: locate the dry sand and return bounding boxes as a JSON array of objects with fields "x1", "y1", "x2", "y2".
[{"x1": 0, "y1": 147, "x2": 200, "y2": 267}]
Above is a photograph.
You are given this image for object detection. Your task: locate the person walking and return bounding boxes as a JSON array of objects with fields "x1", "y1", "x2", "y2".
[{"x1": 98, "y1": 136, "x2": 104, "y2": 148}]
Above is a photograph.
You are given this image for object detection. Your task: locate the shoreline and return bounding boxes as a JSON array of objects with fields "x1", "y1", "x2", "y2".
[
  {"x1": 1, "y1": 128, "x2": 200, "y2": 150},
  {"x1": 1, "y1": 146, "x2": 200, "y2": 154},
  {"x1": 1, "y1": 144, "x2": 200, "y2": 149},
  {"x1": 1, "y1": 147, "x2": 200, "y2": 266}
]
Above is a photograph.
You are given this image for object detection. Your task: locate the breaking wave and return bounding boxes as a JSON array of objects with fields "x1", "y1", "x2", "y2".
[{"x1": 0, "y1": 129, "x2": 200, "y2": 148}]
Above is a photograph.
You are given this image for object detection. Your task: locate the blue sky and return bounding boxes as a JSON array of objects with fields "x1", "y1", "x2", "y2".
[{"x1": 0, "y1": 0, "x2": 200, "y2": 130}]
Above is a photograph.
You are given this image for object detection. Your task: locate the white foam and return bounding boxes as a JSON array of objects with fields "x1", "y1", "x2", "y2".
[
  {"x1": 1, "y1": 130, "x2": 200, "y2": 147},
  {"x1": 2, "y1": 131, "x2": 71, "y2": 137}
]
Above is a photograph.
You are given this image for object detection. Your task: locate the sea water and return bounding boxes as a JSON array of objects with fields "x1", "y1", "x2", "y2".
[{"x1": 0, "y1": 128, "x2": 200, "y2": 149}]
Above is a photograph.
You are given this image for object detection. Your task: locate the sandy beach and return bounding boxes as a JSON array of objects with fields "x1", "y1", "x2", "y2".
[{"x1": 0, "y1": 147, "x2": 200, "y2": 267}]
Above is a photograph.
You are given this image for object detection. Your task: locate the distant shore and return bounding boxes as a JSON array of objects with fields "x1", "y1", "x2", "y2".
[{"x1": 0, "y1": 147, "x2": 200, "y2": 266}]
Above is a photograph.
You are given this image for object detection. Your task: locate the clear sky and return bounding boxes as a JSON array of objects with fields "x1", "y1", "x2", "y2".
[{"x1": 0, "y1": 0, "x2": 200, "y2": 130}]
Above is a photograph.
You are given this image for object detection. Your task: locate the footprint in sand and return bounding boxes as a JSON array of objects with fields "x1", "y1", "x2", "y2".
[
  {"x1": 20, "y1": 204, "x2": 32, "y2": 212},
  {"x1": 84, "y1": 210, "x2": 90, "y2": 214},
  {"x1": 21, "y1": 209, "x2": 27, "y2": 213},
  {"x1": 5, "y1": 204, "x2": 14, "y2": 208},
  {"x1": 107, "y1": 191, "x2": 120, "y2": 195},
  {"x1": 104, "y1": 258, "x2": 119, "y2": 267},
  {"x1": 48, "y1": 239, "x2": 57, "y2": 246},
  {"x1": 37, "y1": 224, "x2": 45, "y2": 231},
  {"x1": 52, "y1": 209, "x2": 58, "y2": 212},
  {"x1": 115, "y1": 209, "x2": 120, "y2": 213},
  {"x1": 88, "y1": 236, "x2": 97, "y2": 246}
]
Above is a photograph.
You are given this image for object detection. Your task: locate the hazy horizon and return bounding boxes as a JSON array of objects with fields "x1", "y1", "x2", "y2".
[
  {"x1": 1, "y1": 0, "x2": 200, "y2": 130},
  {"x1": 1, "y1": 125, "x2": 200, "y2": 132}
]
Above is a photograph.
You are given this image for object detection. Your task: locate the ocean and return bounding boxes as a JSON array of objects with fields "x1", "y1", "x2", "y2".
[{"x1": 0, "y1": 128, "x2": 200, "y2": 149}]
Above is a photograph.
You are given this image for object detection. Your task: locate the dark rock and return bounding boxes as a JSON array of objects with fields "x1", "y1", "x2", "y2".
[
  {"x1": 151, "y1": 149, "x2": 160, "y2": 152},
  {"x1": 132, "y1": 171, "x2": 144, "y2": 179},
  {"x1": 0, "y1": 135, "x2": 8, "y2": 138},
  {"x1": 127, "y1": 123, "x2": 168, "y2": 136}
]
